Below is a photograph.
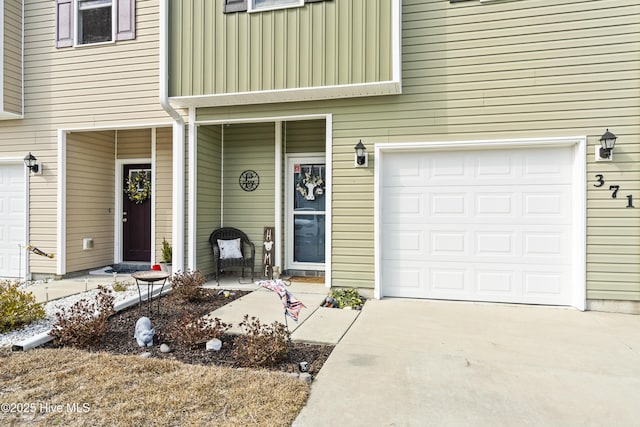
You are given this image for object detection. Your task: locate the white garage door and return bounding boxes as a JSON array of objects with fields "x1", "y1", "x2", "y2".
[
  {"x1": 0, "y1": 163, "x2": 26, "y2": 278},
  {"x1": 381, "y1": 146, "x2": 575, "y2": 306}
]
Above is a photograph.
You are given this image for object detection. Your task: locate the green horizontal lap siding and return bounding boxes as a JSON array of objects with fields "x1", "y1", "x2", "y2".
[
  {"x1": 222, "y1": 123, "x2": 276, "y2": 273},
  {"x1": 196, "y1": 0, "x2": 640, "y2": 298},
  {"x1": 3, "y1": 0, "x2": 22, "y2": 114},
  {"x1": 169, "y1": 0, "x2": 393, "y2": 96},
  {"x1": 196, "y1": 125, "x2": 223, "y2": 276},
  {"x1": 285, "y1": 120, "x2": 325, "y2": 153}
]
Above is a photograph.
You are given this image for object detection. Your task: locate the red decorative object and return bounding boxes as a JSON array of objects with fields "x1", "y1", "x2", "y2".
[{"x1": 152, "y1": 264, "x2": 161, "y2": 271}]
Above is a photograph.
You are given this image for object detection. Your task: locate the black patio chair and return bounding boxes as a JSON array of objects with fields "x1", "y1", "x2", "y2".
[{"x1": 209, "y1": 227, "x2": 255, "y2": 282}]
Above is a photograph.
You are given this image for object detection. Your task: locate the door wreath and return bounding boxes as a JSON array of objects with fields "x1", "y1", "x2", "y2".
[
  {"x1": 125, "y1": 171, "x2": 151, "y2": 204},
  {"x1": 296, "y1": 170, "x2": 325, "y2": 201}
]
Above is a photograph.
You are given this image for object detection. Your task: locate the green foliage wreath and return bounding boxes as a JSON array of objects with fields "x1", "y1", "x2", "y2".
[{"x1": 125, "y1": 171, "x2": 151, "y2": 204}]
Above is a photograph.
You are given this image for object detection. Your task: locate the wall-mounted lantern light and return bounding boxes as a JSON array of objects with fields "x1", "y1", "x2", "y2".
[
  {"x1": 354, "y1": 140, "x2": 368, "y2": 168},
  {"x1": 596, "y1": 129, "x2": 617, "y2": 161},
  {"x1": 24, "y1": 152, "x2": 41, "y2": 174}
]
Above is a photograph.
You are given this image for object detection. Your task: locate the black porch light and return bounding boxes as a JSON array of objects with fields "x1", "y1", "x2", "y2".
[
  {"x1": 354, "y1": 140, "x2": 368, "y2": 167},
  {"x1": 598, "y1": 129, "x2": 617, "y2": 160},
  {"x1": 24, "y1": 152, "x2": 39, "y2": 173}
]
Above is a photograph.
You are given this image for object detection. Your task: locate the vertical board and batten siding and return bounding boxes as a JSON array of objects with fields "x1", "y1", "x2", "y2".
[
  {"x1": 0, "y1": 0, "x2": 172, "y2": 275},
  {"x1": 3, "y1": 0, "x2": 22, "y2": 115},
  {"x1": 222, "y1": 123, "x2": 276, "y2": 272},
  {"x1": 155, "y1": 127, "x2": 173, "y2": 263},
  {"x1": 195, "y1": 0, "x2": 640, "y2": 300},
  {"x1": 168, "y1": 0, "x2": 393, "y2": 96},
  {"x1": 65, "y1": 132, "x2": 115, "y2": 272},
  {"x1": 196, "y1": 125, "x2": 223, "y2": 275}
]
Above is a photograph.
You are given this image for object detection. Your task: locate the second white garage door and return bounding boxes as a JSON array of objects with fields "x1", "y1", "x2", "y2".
[
  {"x1": 380, "y1": 145, "x2": 576, "y2": 306},
  {"x1": 0, "y1": 163, "x2": 26, "y2": 279}
]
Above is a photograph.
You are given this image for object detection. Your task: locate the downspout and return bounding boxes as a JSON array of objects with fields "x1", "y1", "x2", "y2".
[{"x1": 160, "y1": 0, "x2": 185, "y2": 273}]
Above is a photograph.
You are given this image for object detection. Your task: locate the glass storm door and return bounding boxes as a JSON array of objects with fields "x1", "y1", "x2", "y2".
[{"x1": 287, "y1": 157, "x2": 326, "y2": 270}]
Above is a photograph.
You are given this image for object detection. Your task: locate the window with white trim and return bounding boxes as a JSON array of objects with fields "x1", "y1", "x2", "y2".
[
  {"x1": 56, "y1": 0, "x2": 135, "y2": 48},
  {"x1": 249, "y1": 0, "x2": 303, "y2": 12},
  {"x1": 223, "y1": 0, "x2": 330, "y2": 14},
  {"x1": 77, "y1": 0, "x2": 112, "y2": 45}
]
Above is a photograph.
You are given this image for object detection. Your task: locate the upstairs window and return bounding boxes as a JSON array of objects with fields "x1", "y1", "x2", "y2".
[
  {"x1": 224, "y1": 0, "x2": 329, "y2": 14},
  {"x1": 78, "y1": 0, "x2": 112, "y2": 45},
  {"x1": 249, "y1": 0, "x2": 303, "y2": 12},
  {"x1": 56, "y1": 0, "x2": 135, "y2": 48}
]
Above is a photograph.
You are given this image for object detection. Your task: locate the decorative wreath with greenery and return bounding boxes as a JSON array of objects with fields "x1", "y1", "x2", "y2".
[{"x1": 125, "y1": 171, "x2": 151, "y2": 204}]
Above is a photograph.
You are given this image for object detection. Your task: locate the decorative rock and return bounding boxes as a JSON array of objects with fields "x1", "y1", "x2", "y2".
[
  {"x1": 206, "y1": 338, "x2": 222, "y2": 351},
  {"x1": 160, "y1": 343, "x2": 171, "y2": 353},
  {"x1": 285, "y1": 372, "x2": 299, "y2": 379},
  {"x1": 140, "y1": 352, "x2": 152, "y2": 358},
  {"x1": 299, "y1": 373, "x2": 313, "y2": 384}
]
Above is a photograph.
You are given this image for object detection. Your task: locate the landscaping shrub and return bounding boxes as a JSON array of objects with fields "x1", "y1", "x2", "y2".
[
  {"x1": 171, "y1": 270, "x2": 205, "y2": 302},
  {"x1": 163, "y1": 311, "x2": 231, "y2": 349},
  {"x1": 0, "y1": 282, "x2": 45, "y2": 333},
  {"x1": 326, "y1": 288, "x2": 366, "y2": 309},
  {"x1": 232, "y1": 315, "x2": 289, "y2": 368},
  {"x1": 49, "y1": 286, "x2": 115, "y2": 348}
]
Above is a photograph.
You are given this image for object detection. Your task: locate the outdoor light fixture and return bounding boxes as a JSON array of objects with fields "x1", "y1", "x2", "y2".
[
  {"x1": 596, "y1": 129, "x2": 617, "y2": 161},
  {"x1": 354, "y1": 140, "x2": 368, "y2": 167},
  {"x1": 24, "y1": 152, "x2": 40, "y2": 174}
]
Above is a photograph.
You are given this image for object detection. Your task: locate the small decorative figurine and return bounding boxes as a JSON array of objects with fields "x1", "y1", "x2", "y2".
[{"x1": 134, "y1": 317, "x2": 155, "y2": 347}]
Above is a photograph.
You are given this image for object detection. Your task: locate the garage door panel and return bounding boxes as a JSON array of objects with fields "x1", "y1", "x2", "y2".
[
  {"x1": 0, "y1": 164, "x2": 26, "y2": 278},
  {"x1": 382, "y1": 262, "x2": 424, "y2": 289},
  {"x1": 384, "y1": 192, "x2": 424, "y2": 221},
  {"x1": 381, "y1": 146, "x2": 575, "y2": 306},
  {"x1": 431, "y1": 269, "x2": 467, "y2": 292},
  {"x1": 524, "y1": 148, "x2": 572, "y2": 177},
  {"x1": 476, "y1": 270, "x2": 516, "y2": 294},
  {"x1": 386, "y1": 229, "x2": 425, "y2": 254},
  {"x1": 475, "y1": 232, "x2": 514, "y2": 256}
]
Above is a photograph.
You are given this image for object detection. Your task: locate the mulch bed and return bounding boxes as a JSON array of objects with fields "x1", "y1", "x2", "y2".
[{"x1": 46, "y1": 289, "x2": 333, "y2": 376}]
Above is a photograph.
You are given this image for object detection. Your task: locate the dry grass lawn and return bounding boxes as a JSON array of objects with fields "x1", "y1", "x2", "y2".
[{"x1": 0, "y1": 348, "x2": 309, "y2": 426}]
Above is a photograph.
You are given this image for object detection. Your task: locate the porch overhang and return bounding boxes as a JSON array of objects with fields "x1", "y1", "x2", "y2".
[{"x1": 169, "y1": 81, "x2": 402, "y2": 109}]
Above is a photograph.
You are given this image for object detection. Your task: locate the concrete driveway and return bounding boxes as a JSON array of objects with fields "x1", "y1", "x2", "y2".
[{"x1": 294, "y1": 299, "x2": 640, "y2": 426}]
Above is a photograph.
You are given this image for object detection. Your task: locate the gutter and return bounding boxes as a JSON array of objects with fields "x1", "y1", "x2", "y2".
[{"x1": 159, "y1": 0, "x2": 185, "y2": 273}]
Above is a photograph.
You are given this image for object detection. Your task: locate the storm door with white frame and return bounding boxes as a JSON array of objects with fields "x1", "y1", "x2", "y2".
[{"x1": 287, "y1": 157, "x2": 326, "y2": 271}]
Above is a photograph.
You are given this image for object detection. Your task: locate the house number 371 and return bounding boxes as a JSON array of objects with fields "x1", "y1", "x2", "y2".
[{"x1": 594, "y1": 174, "x2": 635, "y2": 208}]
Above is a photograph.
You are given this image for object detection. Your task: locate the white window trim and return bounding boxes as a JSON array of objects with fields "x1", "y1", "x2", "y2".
[
  {"x1": 74, "y1": 0, "x2": 115, "y2": 47},
  {"x1": 248, "y1": 0, "x2": 304, "y2": 13}
]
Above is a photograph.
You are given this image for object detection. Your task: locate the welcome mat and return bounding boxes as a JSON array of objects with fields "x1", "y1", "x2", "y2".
[{"x1": 288, "y1": 276, "x2": 325, "y2": 284}]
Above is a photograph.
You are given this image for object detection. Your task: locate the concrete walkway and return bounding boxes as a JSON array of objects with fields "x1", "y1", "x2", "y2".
[
  {"x1": 294, "y1": 298, "x2": 640, "y2": 426},
  {"x1": 204, "y1": 283, "x2": 360, "y2": 344}
]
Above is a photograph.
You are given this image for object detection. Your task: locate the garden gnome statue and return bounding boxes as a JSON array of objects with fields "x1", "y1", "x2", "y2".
[{"x1": 134, "y1": 317, "x2": 155, "y2": 347}]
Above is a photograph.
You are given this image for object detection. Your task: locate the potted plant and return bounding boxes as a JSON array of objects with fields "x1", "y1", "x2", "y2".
[{"x1": 160, "y1": 238, "x2": 172, "y2": 272}]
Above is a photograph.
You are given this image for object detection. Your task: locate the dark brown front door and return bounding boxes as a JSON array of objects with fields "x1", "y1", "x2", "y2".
[{"x1": 123, "y1": 164, "x2": 151, "y2": 261}]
